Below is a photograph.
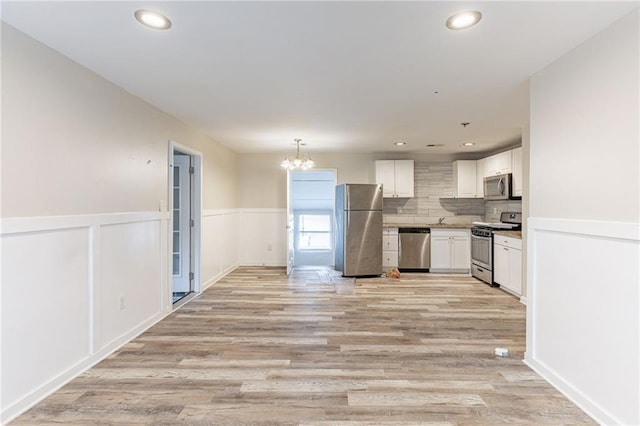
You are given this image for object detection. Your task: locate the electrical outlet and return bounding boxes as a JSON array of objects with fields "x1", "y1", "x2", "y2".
[
  {"x1": 493, "y1": 207, "x2": 498, "y2": 214},
  {"x1": 119, "y1": 295, "x2": 126, "y2": 310},
  {"x1": 267, "y1": 244, "x2": 273, "y2": 251}
]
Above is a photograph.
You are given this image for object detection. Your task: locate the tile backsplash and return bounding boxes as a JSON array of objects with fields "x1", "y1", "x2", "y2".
[
  {"x1": 484, "y1": 200, "x2": 523, "y2": 223},
  {"x1": 383, "y1": 161, "x2": 521, "y2": 224}
]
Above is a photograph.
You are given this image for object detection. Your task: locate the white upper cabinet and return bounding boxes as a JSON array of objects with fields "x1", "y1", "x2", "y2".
[
  {"x1": 375, "y1": 160, "x2": 414, "y2": 198},
  {"x1": 511, "y1": 147, "x2": 523, "y2": 197},
  {"x1": 393, "y1": 160, "x2": 414, "y2": 197},
  {"x1": 452, "y1": 160, "x2": 477, "y2": 198},
  {"x1": 376, "y1": 160, "x2": 396, "y2": 197},
  {"x1": 475, "y1": 157, "x2": 486, "y2": 198},
  {"x1": 486, "y1": 150, "x2": 512, "y2": 176}
]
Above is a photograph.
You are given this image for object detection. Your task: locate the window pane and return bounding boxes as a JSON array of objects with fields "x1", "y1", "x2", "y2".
[
  {"x1": 173, "y1": 211, "x2": 180, "y2": 231},
  {"x1": 299, "y1": 214, "x2": 330, "y2": 232},
  {"x1": 172, "y1": 253, "x2": 180, "y2": 275},
  {"x1": 173, "y1": 231, "x2": 180, "y2": 252},
  {"x1": 299, "y1": 232, "x2": 331, "y2": 250}
]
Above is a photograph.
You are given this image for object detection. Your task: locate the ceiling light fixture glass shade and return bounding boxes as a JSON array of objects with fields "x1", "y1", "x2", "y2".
[
  {"x1": 281, "y1": 139, "x2": 315, "y2": 170},
  {"x1": 446, "y1": 11, "x2": 482, "y2": 30},
  {"x1": 134, "y1": 10, "x2": 172, "y2": 30}
]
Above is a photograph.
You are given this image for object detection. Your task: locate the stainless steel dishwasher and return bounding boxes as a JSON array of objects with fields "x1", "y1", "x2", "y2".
[{"x1": 398, "y1": 228, "x2": 431, "y2": 271}]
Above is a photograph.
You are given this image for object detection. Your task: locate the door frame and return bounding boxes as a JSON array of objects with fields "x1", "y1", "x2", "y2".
[
  {"x1": 168, "y1": 140, "x2": 202, "y2": 309},
  {"x1": 286, "y1": 168, "x2": 338, "y2": 272}
]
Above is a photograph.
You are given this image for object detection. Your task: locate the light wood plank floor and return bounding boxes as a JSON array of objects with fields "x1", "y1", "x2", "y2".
[{"x1": 14, "y1": 267, "x2": 594, "y2": 425}]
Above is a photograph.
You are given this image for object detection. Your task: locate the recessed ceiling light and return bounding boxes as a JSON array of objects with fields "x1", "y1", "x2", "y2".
[
  {"x1": 394, "y1": 142, "x2": 407, "y2": 146},
  {"x1": 135, "y1": 10, "x2": 172, "y2": 30},
  {"x1": 446, "y1": 11, "x2": 482, "y2": 30},
  {"x1": 462, "y1": 142, "x2": 475, "y2": 146}
]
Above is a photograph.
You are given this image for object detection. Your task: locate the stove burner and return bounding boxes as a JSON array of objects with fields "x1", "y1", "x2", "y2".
[{"x1": 472, "y1": 211, "x2": 522, "y2": 231}]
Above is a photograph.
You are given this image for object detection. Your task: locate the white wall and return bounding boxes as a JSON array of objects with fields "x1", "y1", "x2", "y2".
[
  {"x1": 527, "y1": 10, "x2": 639, "y2": 425},
  {"x1": 0, "y1": 24, "x2": 240, "y2": 422}
]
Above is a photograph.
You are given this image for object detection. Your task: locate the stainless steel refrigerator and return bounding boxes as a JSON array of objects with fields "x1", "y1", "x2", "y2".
[{"x1": 335, "y1": 184, "x2": 383, "y2": 277}]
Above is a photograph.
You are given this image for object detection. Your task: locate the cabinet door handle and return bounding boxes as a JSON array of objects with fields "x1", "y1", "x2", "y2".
[{"x1": 504, "y1": 248, "x2": 509, "y2": 251}]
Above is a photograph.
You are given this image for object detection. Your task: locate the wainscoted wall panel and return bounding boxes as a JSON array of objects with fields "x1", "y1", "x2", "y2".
[
  {"x1": 238, "y1": 209, "x2": 287, "y2": 266},
  {"x1": 201, "y1": 210, "x2": 240, "y2": 289},
  {"x1": 98, "y1": 221, "x2": 163, "y2": 350},
  {"x1": 201, "y1": 213, "x2": 224, "y2": 287},
  {"x1": 0, "y1": 209, "x2": 245, "y2": 423},
  {"x1": 0, "y1": 214, "x2": 170, "y2": 423},
  {"x1": 1, "y1": 228, "x2": 90, "y2": 417},
  {"x1": 526, "y1": 218, "x2": 639, "y2": 425},
  {"x1": 222, "y1": 213, "x2": 240, "y2": 272}
]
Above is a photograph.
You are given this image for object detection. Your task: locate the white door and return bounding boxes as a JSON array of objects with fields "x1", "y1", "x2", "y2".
[{"x1": 172, "y1": 154, "x2": 191, "y2": 294}]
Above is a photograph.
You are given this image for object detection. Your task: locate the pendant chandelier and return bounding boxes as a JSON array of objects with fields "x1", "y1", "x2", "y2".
[{"x1": 280, "y1": 139, "x2": 315, "y2": 170}]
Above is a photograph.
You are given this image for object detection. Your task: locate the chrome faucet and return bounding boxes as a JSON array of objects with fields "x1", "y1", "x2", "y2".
[{"x1": 438, "y1": 217, "x2": 445, "y2": 224}]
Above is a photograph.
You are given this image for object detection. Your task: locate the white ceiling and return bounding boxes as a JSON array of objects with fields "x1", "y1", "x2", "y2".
[{"x1": 2, "y1": 1, "x2": 637, "y2": 156}]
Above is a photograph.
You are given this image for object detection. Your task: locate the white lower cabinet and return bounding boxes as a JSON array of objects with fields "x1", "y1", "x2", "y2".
[
  {"x1": 430, "y1": 229, "x2": 470, "y2": 273},
  {"x1": 493, "y1": 236, "x2": 522, "y2": 296},
  {"x1": 383, "y1": 228, "x2": 399, "y2": 268}
]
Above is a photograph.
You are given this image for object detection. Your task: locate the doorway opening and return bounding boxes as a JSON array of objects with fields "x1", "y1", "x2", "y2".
[
  {"x1": 169, "y1": 142, "x2": 202, "y2": 307},
  {"x1": 287, "y1": 169, "x2": 337, "y2": 273}
]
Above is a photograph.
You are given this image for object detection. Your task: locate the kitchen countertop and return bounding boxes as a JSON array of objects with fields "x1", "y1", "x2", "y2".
[
  {"x1": 493, "y1": 230, "x2": 522, "y2": 239},
  {"x1": 383, "y1": 223, "x2": 472, "y2": 229}
]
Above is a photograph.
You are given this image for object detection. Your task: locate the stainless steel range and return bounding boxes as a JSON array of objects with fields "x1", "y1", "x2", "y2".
[{"x1": 471, "y1": 212, "x2": 522, "y2": 286}]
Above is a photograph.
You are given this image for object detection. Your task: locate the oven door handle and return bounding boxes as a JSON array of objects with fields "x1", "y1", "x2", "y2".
[{"x1": 471, "y1": 234, "x2": 491, "y2": 241}]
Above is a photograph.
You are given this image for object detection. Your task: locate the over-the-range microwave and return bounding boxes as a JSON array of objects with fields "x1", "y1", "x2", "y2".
[{"x1": 484, "y1": 173, "x2": 518, "y2": 200}]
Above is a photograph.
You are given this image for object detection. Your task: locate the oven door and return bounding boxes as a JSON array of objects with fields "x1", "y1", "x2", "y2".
[{"x1": 471, "y1": 233, "x2": 492, "y2": 270}]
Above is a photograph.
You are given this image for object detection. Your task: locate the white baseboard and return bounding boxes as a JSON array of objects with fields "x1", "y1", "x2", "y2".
[
  {"x1": 519, "y1": 296, "x2": 527, "y2": 305},
  {"x1": 201, "y1": 264, "x2": 240, "y2": 291}
]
